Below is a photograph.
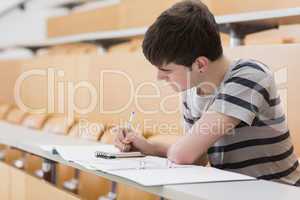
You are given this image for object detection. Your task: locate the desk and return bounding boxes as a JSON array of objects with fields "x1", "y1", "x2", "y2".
[
  {"x1": 1, "y1": 7, "x2": 299, "y2": 50},
  {"x1": 216, "y1": 7, "x2": 300, "y2": 46},
  {"x1": 166, "y1": 180, "x2": 300, "y2": 200},
  {"x1": 0, "y1": 121, "x2": 299, "y2": 200},
  {"x1": 0, "y1": 0, "x2": 25, "y2": 18}
]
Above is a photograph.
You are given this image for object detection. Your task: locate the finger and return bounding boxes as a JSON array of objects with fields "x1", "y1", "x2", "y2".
[
  {"x1": 123, "y1": 136, "x2": 132, "y2": 143},
  {"x1": 114, "y1": 134, "x2": 124, "y2": 146},
  {"x1": 122, "y1": 129, "x2": 128, "y2": 138},
  {"x1": 122, "y1": 144, "x2": 132, "y2": 152},
  {"x1": 114, "y1": 142, "x2": 122, "y2": 151},
  {"x1": 114, "y1": 131, "x2": 131, "y2": 148},
  {"x1": 116, "y1": 130, "x2": 125, "y2": 141},
  {"x1": 125, "y1": 132, "x2": 137, "y2": 142},
  {"x1": 122, "y1": 129, "x2": 133, "y2": 144},
  {"x1": 114, "y1": 140, "x2": 130, "y2": 152},
  {"x1": 119, "y1": 143, "x2": 132, "y2": 152},
  {"x1": 114, "y1": 135, "x2": 132, "y2": 151}
]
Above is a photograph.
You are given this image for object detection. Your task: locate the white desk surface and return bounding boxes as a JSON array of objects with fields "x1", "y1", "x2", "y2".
[
  {"x1": 0, "y1": 0, "x2": 24, "y2": 16},
  {"x1": 0, "y1": 121, "x2": 299, "y2": 200},
  {"x1": 0, "y1": 7, "x2": 299, "y2": 49}
]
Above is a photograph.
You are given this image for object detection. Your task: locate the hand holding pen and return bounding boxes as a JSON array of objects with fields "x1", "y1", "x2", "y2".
[
  {"x1": 113, "y1": 112, "x2": 136, "y2": 152},
  {"x1": 113, "y1": 112, "x2": 153, "y2": 154}
]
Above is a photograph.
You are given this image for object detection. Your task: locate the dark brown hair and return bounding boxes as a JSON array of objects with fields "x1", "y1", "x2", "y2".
[{"x1": 142, "y1": 0, "x2": 223, "y2": 68}]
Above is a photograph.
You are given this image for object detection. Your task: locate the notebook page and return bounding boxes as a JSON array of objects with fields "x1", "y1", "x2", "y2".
[{"x1": 108, "y1": 166, "x2": 255, "y2": 186}]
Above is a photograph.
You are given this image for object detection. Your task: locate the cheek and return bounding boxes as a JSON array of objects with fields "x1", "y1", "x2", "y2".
[{"x1": 169, "y1": 73, "x2": 189, "y2": 89}]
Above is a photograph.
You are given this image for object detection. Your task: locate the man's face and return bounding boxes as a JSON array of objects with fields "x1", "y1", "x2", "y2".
[{"x1": 156, "y1": 63, "x2": 196, "y2": 92}]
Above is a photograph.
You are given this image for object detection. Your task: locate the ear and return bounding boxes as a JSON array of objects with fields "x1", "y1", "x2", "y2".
[{"x1": 192, "y1": 57, "x2": 209, "y2": 73}]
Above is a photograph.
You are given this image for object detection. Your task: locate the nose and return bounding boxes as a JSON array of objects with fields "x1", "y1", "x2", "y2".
[{"x1": 157, "y1": 70, "x2": 167, "y2": 81}]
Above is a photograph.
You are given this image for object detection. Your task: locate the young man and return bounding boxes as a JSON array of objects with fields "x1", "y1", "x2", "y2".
[{"x1": 113, "y1": 0, "x2": 300, "y2": 186}]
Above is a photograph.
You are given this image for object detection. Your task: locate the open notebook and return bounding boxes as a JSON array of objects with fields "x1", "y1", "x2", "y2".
[
  {"x1": 81, "y1": 156, "x2": 255, "y2": 186},
  {"x1": 40, "y1": 144, "x2": 144, "y2": 161},
  {"x1": 41, "y1": 145, "x2": 255, "y2": 186}
]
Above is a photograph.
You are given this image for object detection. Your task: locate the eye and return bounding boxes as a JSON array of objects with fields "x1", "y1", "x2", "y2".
[{"x1": 159, "y1": 68, "x2": 172, "y2": 72}]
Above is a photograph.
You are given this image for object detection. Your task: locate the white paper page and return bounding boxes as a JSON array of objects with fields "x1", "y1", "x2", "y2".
[
  {"x1": 86, "y1": 156, "x2": 193, "y2": 172},
  {"x1": 52, "y1": 145, "x2": 143, "y2": 162},
  {"x1": 52, "y1": 145, "x2": 119, "y2": 161},
  {"x1": 108, "y1": 166, "x2": 255, "y2": 186},
  {"x1": 73, "y1": 160, "x2": 99, "y2": 170},
  {"x1": 37, "y1": 144, "x2": 255, "y2": 186},
  {"x1": 39, "y1": 145, "x2": 57, "y2": 152}
]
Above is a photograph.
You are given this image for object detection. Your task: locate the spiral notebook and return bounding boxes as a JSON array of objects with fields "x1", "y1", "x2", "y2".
[
  {"x1": 46, "y1": 145, "x2": 144, "y2": 161},
  {"x1": 94, "y1": 145, "x2": 144, "y2": 159}
]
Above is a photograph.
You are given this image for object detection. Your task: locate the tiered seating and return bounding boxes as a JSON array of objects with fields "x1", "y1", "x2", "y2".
[
  {"x1": 0, "y1": 1, "x2": 300, "y2": 199},
  {"x1": 66, "y1": 121, "x2": 111, "y2": 200},
  {"x1": 0, "y1": 104, "x2": 13, "y2": 160},
  {"x1": 13, "y1": 113, "x2": 49, "y2": 169},
  {"x1": 4, "y1": 107, "x2": 28, "y2": 165},
  {"x1": 37, "y1": 116, "x2": 75, "y2": 182}
]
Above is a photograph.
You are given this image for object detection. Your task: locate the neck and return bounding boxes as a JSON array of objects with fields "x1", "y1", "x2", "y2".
[{"x1": 197, "y1": 55, "x2": 231, "y2": 96}]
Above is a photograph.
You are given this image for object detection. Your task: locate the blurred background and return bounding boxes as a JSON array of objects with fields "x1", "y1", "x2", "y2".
[
  {"x1": 0, "y1": 0, "x2": 300, "y2": 60},
  {"x1": 0, "y1": 2, "x2": 300, "y2": 200}
]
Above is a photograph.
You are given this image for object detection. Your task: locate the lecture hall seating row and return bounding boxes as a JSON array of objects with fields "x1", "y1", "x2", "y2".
[
  {"x1": 0, "y1": 104, "x2": 177, "y2": 200},
  {"x1": 1, "y1": 42, "x2": 300, "y2": 200},
  {"x1": 0, "y1": 41, "x2": 180, "y2": 200}
]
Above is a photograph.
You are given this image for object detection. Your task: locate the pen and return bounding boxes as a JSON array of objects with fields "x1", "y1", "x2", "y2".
[
  {"x1": 122, "y1": 111, "x2": 135, "y2": 152},
  {"x1": 128, "y1": 111, "x2": 135, "y2": 129}
]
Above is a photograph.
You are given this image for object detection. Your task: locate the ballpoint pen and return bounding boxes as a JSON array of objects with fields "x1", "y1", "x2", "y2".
[{"x1": 122, "y1": 111, "x2": 135, "y2": 152}]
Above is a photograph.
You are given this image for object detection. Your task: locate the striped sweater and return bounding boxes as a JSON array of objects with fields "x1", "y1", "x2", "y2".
[{"x1": 182, "y1": 59, "x2": 300, "y2": 186}]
